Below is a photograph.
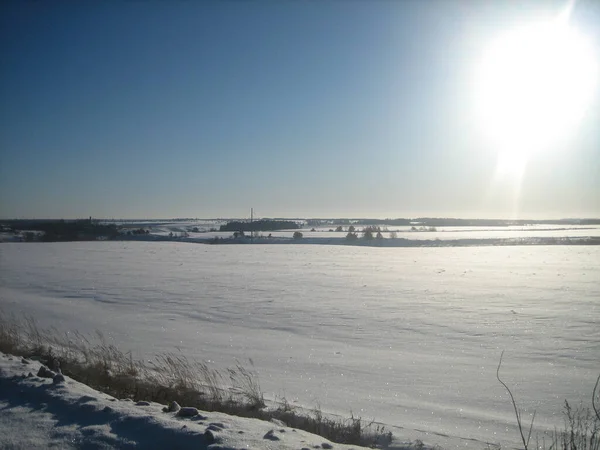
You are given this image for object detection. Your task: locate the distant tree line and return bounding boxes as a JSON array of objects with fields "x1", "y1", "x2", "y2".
[
  {"x1": 125, "y1": 228, "x2": 150, "y2": 236},
  {"x1": 345, "y1": 225, "x2": 387, "y2": 242},
  {"x1": 8, "y1": 219, "x2": 120, "y2": 242},
  {"x1": 306, "y1": 219, "x2": 411, "y2": 227},
  {"x1": 220, "y1": 220, "x2": 300, "y2": 232}
]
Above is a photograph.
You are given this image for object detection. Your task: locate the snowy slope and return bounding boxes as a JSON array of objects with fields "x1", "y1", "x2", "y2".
[
  {"x1": 0, "y1": 352, "x2": 374, "y2": 450},
  {"x1": 1, "y1": 242, "x2": 598, "y2": 448}
]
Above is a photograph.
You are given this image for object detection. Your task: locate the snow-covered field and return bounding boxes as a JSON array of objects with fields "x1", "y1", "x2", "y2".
[{"x1": 1, "y1": 241, "x2": 599, "y2": 448}]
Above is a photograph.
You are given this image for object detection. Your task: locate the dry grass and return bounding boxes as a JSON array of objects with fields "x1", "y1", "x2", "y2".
[
  {"x1": 541, "y1": 401, "x2": 600, "y2": 450},
  {"x1": 5, "y1": 311, "x2": 599, "y2": 450},
  {"x1": 227, "y1": 395, "x2": 393, "y2": 447},
  {"x1": 0, "y1": 310, "x2": 393, "y2": 448}
]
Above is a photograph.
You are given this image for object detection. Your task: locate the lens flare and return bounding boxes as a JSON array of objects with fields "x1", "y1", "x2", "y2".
[{"x1": 474, "y1": 15, "x2": 598, "y2": 173}]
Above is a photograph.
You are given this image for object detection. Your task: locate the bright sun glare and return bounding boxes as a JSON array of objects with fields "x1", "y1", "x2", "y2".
[{"x1": 474, "y1": 13, "x2": 598, "y2": 174}]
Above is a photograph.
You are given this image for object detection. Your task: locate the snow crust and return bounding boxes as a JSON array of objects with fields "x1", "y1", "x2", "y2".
[{"x1": 1, "y1": 241, "x2": 598, "y2": 448}]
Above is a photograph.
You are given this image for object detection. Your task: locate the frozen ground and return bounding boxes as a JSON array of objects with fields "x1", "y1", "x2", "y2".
[
  {"x1": 1, "y1": 242, "x2": 599, "y2": 448},
  {"x1": 0, "y1": 352, "x2": 369, "y2": 450}
]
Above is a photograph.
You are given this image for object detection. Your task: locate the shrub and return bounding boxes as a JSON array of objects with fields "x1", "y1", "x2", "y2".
[
  {"x1": 293, "y1": 231, "x2": 303, "y2": 239},
  {"x1": 346, "y1": 232, "x2": 358, "y2": 241}
]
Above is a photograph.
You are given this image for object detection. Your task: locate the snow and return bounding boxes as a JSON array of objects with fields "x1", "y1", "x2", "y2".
[
  {"x1": 1, "y1": 240, "x2": 599, "y2": 449},
  {"x1": 0, "y1": 352, "x2": 369, "y2": 449}
]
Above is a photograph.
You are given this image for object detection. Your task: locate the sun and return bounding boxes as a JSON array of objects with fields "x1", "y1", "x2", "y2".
[{"x1": 473, "y1": 16, "x2": 598, "y2": 172}]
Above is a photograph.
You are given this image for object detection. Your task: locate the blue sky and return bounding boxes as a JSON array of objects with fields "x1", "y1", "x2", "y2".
[{"x1": 1, "y1": 1, "x2": 598, "y2": 219}]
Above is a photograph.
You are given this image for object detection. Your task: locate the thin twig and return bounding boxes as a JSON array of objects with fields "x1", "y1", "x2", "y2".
[
  {"x1": 593, "y1": 374, "x2": 600, "y2": 423},
  {"x1": 497, "y1": 351, "x2": 536, "y2": 450}
]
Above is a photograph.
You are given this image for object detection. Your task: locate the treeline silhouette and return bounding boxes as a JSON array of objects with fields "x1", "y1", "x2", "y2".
[
  {"x1": 8, "y1": 219, "x2": 119, "y2": 242},
  {"x1": 220, "y1": 220, "x2": 300, "y2": 232}
]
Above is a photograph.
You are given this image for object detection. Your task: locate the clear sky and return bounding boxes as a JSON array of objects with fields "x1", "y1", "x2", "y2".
[{"x1": 1, "y1": 0, "x2": 599, "y2": 220}]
